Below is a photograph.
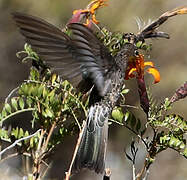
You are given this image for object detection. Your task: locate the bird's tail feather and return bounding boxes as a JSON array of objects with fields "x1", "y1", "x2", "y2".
[{"x1": 72, "y1": 105, "x2": 109, "y2": 174}]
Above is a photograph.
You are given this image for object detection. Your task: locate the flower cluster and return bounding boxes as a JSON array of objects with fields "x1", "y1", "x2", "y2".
[
  {"x1": 125, "y1": 54, "x2": 160, "y2": 84},
  {"x1": 69, "y1": 0, "x2": 108, "y2": 25}
]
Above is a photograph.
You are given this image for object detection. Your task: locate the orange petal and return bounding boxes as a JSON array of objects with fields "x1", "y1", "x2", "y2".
[
  {"x1": 73, "y1": 10, "x2": 79, "y2": 15},
  {"x1": 176, "y1": 7, "x2": 187, "y2": 15},
  {"x1": 144, "y1": 61, "x2": 154, "y2": 67},
  {"x1": 147, "y1": 67, "x2": 161, "y2": 84},
  {"x1": 128, "y1": 68, "x2": 137, "y2": 76},
  {"x1": 125, "y1": 73, "x2": 135, "y2": 80},
  {"x1": 90, "y1": 3, "x2": 100, "y2": 13},
  {"x1": 73, "y1": 9, "x2": 89, "y2": 15},
  {"x1": 84, "y1": 19, "x2": 90, "y2": 26},
  {"x1": 92, "y1": 14, "x2": 99, "y2": 24},
  {"x1": 89, "y1": 0, "x2": 108, "y2": 12}
]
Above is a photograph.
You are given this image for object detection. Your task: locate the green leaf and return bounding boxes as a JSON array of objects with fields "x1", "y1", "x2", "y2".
[
  {"x1": 179, "y1": 143, "x2": 185, "y2": 149},
  {"x1": 59, "y1": 128, "x2": 64, "y2": 135},
  {"x1": 45, "y1": 108, "x2": 54, "y2": 118},
  {"x1": 51, "y1": 74, "x2": 57, "y2": 84},
  {"x1": 136, "y1": 41, "x2": 143, "y2": 48},
  {"x1": 4, "y1": 103, "x2": 12, "y2": 114},
  {"x1": 1, "y1": 108, "x2": 7, "y2": 118},
  {"x1": 37, "y1": 85, "x2": 44, "y2": 98},
  {"x1": 160, "y1": 135, "x2": 170, "y2": 144},
  {"x1": 11, "y1": 98, "x2": 18, "y2": 111},
  {"x1": 164, "y1": 98, "x2": 172, "y2": 110},
  {"x1": 31, "y1": 86, "x2": 39, "y2": 97},
  {"x1": 19, "y1": 98, "x2": 25, "y2": 109},
  {"x1": 162, "y1": 114, "x2": 187, "y2": 132},
  {"x1": 26, "y1": 97, "x2": 33, "y2": 108},
  {"x1": 121, "y1": 89, "x2": 129, "y2": 94},
  {"x1": 27, "y1": 84, "x2": 34, "y2": 96},
  {"x1": 169, "y1": 136, "x2": 178, "y2": 147},
  {"x1": 112, "y1": 107, "x2": 124, "y2": 122},
  {"x1": 141, "y1": 43, "x2": 147, "y2": 50},
  {"x1": 124, "y1": 111, "x2": 130, "y2": 122},
  {"x1": 183, "y1": 148, "x2": 187, "y2": 157},
  {"x1": 48, "y1": 89, "x2": 55, "y2": 102},
  {"x1": 25, "y1": 131, "x2": 29, "y2": 137},
  {"x1": 12, "y1": 127, "x2": 19, "y2": 139},
  {"x1": 0, "y1": 129, "x2": 9, "y2": 139},
  {"x1": 19, "y1": 83, "x2": 28, "y2": 95},
  {"x1": 30, "y1": 67, "x2": 39, "y2": 80},
  {"x1": 34, "y1": 136, "x2": 39, "y2": 145},
  {"x1": 24, "y1": 131, "x2": 29, "y2": 143},
  {"x1": 42, "y1": 87, "x2": 48, "y2": 99},
  {"x1": 30, "y1": 137, "x2": 34, "y2": 148},
  {"x1": 18, "y1": 128, "x2": 24, "y2": 139}
]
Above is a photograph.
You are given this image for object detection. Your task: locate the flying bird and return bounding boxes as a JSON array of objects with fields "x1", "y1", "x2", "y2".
[{"x1": 11, "y1": 12, "x2": 157, "y2": 174}]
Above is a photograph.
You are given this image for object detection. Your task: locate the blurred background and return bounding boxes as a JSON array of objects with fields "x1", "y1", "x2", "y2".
[{"x1": 0, "y1": 0, "x2": 186, "y2": 179}]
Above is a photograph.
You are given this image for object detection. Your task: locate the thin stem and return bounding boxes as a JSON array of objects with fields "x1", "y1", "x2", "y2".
[
  {"x1": 24, "y1": 80, "x2": 60, "y2": 89},
  {"x1": 33, "y1": 121, "x2": 57, "y2": 180},
  {"x1": 32, "y1": 129, "x2": 45, "y2": 180},
  {"x1": 42, "y1": 121, "x2": 56, "y2": 152},
  {"x1": 37, "y1": 129, "x2": 44, "y2": 153},
  {"x1": 0, "y1": 153, "x2": 18, "y2": 163},
  {"x1": 70, "y1": 108, "x2": 81, "y2": 130},
  {"x1": 1, "y1": 108, "x2": 35, "y2": 124},
  {"x1": 108, "y1": 118, "x2": 124, "y2": 126},
  {"x1": 5, "y1": 86, "x2": 19, "y2": 103},
  {"x1": 109, "y1": 119, "x2": 149, "y2": 150},
  {"x1": 120, "y1": 104, "x2": 139, "y2": 109},
  {"x1": 0, "y1": 152, "x2": 31, "y2": 164},
  {"x1": 0, "y1": 129, "x2": 41, "y2": 157},
  {"x1": 132, "y1": 164, "x2": 136, "y2": 180},
  {"x1": 143, "y1": 169, "x2": 149, "y2": 180},
  {"x1": 69, "y1": 92, "x2": 87, "y2": 117},
  {"x1": 41, "y1": 161, "x2": 50, "y2": 179},
  {"x1": 136, "y1": 158, "x2": 147, "y2": 180},
  {"x1": 65, "y1": 121, "x2": 86, "y2": 180}
]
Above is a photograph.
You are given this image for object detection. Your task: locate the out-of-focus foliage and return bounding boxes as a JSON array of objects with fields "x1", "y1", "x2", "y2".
[{"x1": 0, "y1": 44, "x2": 89, "y2": 166}]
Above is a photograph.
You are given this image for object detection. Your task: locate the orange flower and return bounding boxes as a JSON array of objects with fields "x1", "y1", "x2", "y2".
[
  {"x1": 125, "y1": 54, "x2": 160, "y2": 84},
  {"x1": 73, "y1": 0, "x2": 108, "y2": 25}
]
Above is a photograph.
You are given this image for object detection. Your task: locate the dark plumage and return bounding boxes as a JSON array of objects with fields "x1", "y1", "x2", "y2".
[{"x1": 12, "y1": 12, "x2": 138, "y2": 174}]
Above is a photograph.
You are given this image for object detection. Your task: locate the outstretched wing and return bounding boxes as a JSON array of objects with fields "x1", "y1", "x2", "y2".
[{"x1": 12, "y1": 12, "x2": 116, "y2": 96}]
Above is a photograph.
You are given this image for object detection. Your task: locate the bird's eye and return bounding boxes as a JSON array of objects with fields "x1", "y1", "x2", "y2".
[{"x1": 134, "y1": 50, "x2": 139, "y2": 56}]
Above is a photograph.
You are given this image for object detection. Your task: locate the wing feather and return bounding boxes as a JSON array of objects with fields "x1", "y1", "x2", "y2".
[{"x1": 12, "y1": 12, "x2": 117, "y2": 96}]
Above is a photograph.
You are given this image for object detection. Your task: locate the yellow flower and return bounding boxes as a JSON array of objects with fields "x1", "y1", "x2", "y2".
[{"x1": 125, "y1": 54, "x2": 160, "y2": 84}]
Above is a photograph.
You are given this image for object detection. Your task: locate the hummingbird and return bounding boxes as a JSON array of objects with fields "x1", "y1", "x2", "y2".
[{"x1": 12, "y1": 12, "x2": 138, "y2": 174}]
